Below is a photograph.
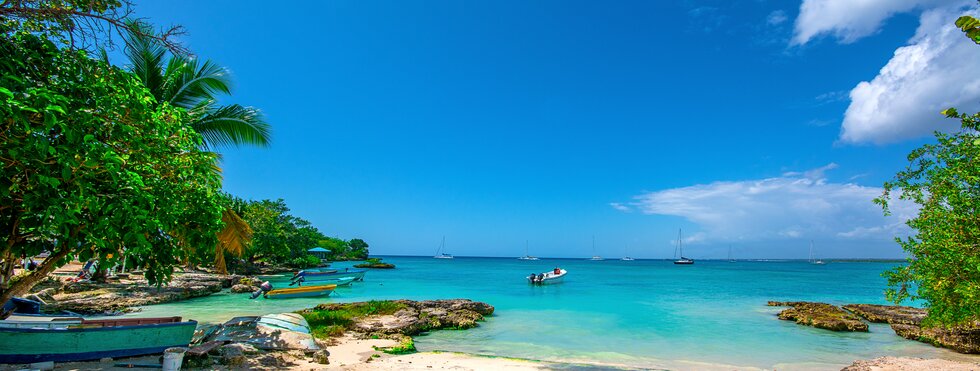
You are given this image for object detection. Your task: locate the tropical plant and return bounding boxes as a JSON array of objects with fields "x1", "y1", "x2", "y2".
[
  {"x1": 0, "y1": 27, "x2": 225, "y2": 307},
  {"x1": 121, "y1": 22, "x2": 270, "y2": 273},
  {"x1": 875, "y1": 7, "x2": 980, "y2": 326}
]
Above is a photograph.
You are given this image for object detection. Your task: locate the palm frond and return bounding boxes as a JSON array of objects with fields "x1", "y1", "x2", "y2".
[
  {"x1": 215, "y1": 208, "x2": 252, "y2": 275},
  {"x1": 122, "y1": 20, "x2": 168, "y2": 101},
  {"x1": 192, "y1": 104, "x2": 271, "y2": 149},
  {"x1": 162, "y1": 56, "x2": 232, "y2": 109}
]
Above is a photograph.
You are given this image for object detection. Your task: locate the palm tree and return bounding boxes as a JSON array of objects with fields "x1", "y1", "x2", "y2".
[
  {"x1": 122, "y1": 22, "x2": 269, "y2": 273},
  {"x1": 123, "y1": 22, "x2": 271, "y2": 148}
]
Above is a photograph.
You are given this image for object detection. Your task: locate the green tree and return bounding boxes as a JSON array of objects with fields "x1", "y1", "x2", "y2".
[
  {"x1": 348, "y1": 239, "x2": 370, "y2": 260},
  {"x1": 874, "y1": 7, "x2": 980, "y2": 326},
  {"x1": 0, "y1": 28, "x2": 224, "y2": 306}
]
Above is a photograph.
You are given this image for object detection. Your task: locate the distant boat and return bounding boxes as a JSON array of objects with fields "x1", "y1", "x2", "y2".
[
  {"x1": 673, "y1": 229, "x2": 694, "y2": 265},
  {"x1": 621, "y1": 244, "x2": 635, "y2": 261},
  {"x1": 518, "y1": 240, "x2": 539, "y2": 260},
  {"x1": 527, "y1": 268, "x2": 567, "y2": 285},
  {"x1": 291, "y1": 276, "x2": 356, "y2": 287},
  {"x1": 728, "y1": 245, "x2": 736, "y2": 263},
  {"x1": 0, "y1": 316, "x2": 196, "y2": 363},
  {"x1": 809, "y1": 240, "x2": 825, "y2": 265},
  {"x1": 434, "y1": 236, "x2": 454, "y2": 259},
  {"x1": 262, "y1": 283, "x2": 337, "y2": 299},
  {"x1": 589, "y1": 236, "x2": 603, "y2": 260}
]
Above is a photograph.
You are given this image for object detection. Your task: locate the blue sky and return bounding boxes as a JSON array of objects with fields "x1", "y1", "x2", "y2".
[{"x1": 128, "y1": 0, "x2": 979, "y2": 259}]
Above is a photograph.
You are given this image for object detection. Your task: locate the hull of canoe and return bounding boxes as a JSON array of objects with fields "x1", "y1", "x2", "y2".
[
  {"x1": 0, "y1": 321, "x2": 196, "y2": 363},
  {"x1": 295, "y1": 270, "x2": 365, "y2": 282},
  {"x1": 265, "y1": 284, "x2": 337, "y2": 299}
]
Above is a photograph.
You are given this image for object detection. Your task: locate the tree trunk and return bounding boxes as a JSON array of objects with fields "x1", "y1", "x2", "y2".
[{"x1": 0, "y1": 248, "x2": 70, "y2": 318}]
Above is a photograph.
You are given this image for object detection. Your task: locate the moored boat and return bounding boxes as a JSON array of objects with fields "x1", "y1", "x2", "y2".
[
  {"x1": 673, "y1": 229, "x2": 695, "y2": 265},
  {"x1": 0, "y1": 316, "x2": 196, "y2": 363},
  {"x1": 263, "y1": 284, "x2": 337, "y2": 299},
  {"x1": 291, "y1": 276, "x2": 356, "y2": 287},
  {"x1": 291, "y1": 269, "x2": 366, "y2": 282},
  {"x1": 528, "y1": 268, "x2": 567, "y2": 285}
]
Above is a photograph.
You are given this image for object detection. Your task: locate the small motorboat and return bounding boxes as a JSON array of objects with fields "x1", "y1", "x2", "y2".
[
  {"x1": 259, "y1": 284, "x2": 337, "y2": 299},
  {"x1": 528, "y1": 268, "x2": 566, "y2": 285}
]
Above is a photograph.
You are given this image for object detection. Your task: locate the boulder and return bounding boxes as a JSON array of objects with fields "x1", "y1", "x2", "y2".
[
  {"x1": 312, "y1": 349, "x2": 330, "y2": 364},
  {"x1": 768, "y1": 301, "x2": 868, "y2": 332},
  {"x1": 230, "y1": 284, "x2": 257, "y2": 294}
]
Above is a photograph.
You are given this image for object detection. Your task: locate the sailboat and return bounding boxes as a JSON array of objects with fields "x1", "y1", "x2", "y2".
[
  {"x1": 728, "y1": 245, "x2": 736, "y2": 263},
  {"x1": 588, "y1": 236, "x2": 603, "y2": 261},
  {"x1": 518, "y1": 240, "x2": 539, "y2": 260},
  {"x1": 433, "y1": 236, "x2": 453, "y2": 259},
  {"x1": 673, "y1": 229, "x2": 694, "y2": 265},
  {"x1": 621, "y1": 244, "x2": 635, "y2": 261},
  {"x1": 809, "y1": 240, "x2": 825, "y2": 265}
]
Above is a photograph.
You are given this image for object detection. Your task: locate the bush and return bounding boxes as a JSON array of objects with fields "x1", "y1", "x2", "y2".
[{"x1": 287, "y1": 255, "x2": 321, "y2": 269}]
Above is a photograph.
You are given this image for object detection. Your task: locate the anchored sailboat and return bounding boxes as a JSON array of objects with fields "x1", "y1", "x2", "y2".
[
  {"x1": 809, "y1": 240, "x2": 825, "y2": 265},
  {"x1": 728, "y1": 245, "x2": 736, "y2": 263},
  {"x1": 518, "y1": 240, "x2": 539, "y2": 260},
  {"x1": 433, "y1": 236, "x2": 453, "y2": 259},
  {"x1": 621, "y1": 244, "x2": 635, "y2": 261},
  {"x1": 589, "y1": 236, "x2": 603, "y2": 261},
  {"x1": 673, "y1": 229, "x2": 694, "y2": 265}
]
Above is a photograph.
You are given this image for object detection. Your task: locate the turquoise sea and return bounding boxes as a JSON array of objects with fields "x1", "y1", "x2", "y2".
[{"x1": 131, "y1": 257, "x2": 980, "y2": 370}]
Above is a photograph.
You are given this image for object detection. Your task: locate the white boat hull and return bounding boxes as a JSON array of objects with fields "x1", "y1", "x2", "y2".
[{"x1": 528, "y1": 269, "x2": 566, "y2": 285}]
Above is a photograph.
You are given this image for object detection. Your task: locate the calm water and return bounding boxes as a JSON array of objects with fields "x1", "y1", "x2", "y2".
[{"x1": 132, "y1": 257, "x2": 980, "y2": 370}]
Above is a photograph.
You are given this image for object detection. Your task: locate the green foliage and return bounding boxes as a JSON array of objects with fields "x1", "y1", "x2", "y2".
[
  {"x1": 0, "y1": 28, "x2": 224, "y2": 299},
  {"x1": 299, "y1": 301, "x2": 407, "y2": 339},
  {"x1": 121, "y1": 22, "x2": 270, "y2": 149},
  {"x1": 875, "y1": 110, "x2": 980, "y2": 326},
  {"x1": 240, "y1": 198, "x2": 328, "y2": 265},
  {"x1": 956, "y1": 14, "x2": 980, "y2": 45},
  {"x1": 323, "y1": 237, "x2": 370, "y2": 261},
  {"x1": 381, "y1": 336, "x2": 416, "y2": 355},
  {"x1": 287, "y1": 254, "x2": 321, "y2": 269}
]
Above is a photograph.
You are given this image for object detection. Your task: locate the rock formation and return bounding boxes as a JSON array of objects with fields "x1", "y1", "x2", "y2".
[{"x1": 767, "y1": 301, "x2": 869, "y2": 332}]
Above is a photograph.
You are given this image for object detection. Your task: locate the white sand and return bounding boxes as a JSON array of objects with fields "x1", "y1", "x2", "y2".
[{"x1": 321, "y1": 335, "x2": 547, "y2": 370}]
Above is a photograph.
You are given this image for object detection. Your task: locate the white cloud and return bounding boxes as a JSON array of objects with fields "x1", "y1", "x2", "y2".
[
  {"x1": 615, "y1": 165, "x2": 915, "y2": 244},
  {"x1": 840, "y1": 4, "x2": 980, "y2": 144},
  {"x1": 767, "y1": 10, "x2": 788, "y2": 26},
  {"x1": 792, "y1": 0, "x2": 980, "y2": 144},
  {"x1": 791, "y1": 0, "x2": 955, "y2": 45},
  {"x1": 609, "y1": 202, "x2": 631, "y2": 212}
]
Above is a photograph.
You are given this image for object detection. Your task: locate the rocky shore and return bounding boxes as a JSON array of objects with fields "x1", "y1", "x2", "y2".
[
  {"x1": 770, "y1": 301, "x2": 980, "y2": 354},
  {"x1": 768, "y1": 301, "x2": 868, "y2": 332},
  {"x1": 26, "y1": 272, "x2": 244, "y2": 315},
  {"x1": 842, "y1": 356, "x2": 980, "y2": 371}
]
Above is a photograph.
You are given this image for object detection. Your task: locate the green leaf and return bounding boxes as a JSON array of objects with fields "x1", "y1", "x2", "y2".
[
  {"x1": 941, "y1": 108, "x2": 959, "y2": 118},
  {"x1": 0, "y1": 87, "x2": 12, "y2": 99},
  {"x1": 84, "y1": 134, "x2": 95, "y2": 142}
]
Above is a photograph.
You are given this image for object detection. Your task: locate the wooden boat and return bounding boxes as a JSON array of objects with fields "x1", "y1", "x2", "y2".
[
  {"x1": 292, "y1": 269, "x2": 366, "y2": 282},
  {"x1": 673, "y1": 229, "x2": 694, "y2": 265},
  {"x1": 528, "y1": 268, "x2": 566, "y2": 285},
  {"x1": 264, "y1": 284, "x2": 337, "y2": 299},
  {"x1": 292, "y1": 276, "x2": 356, "y2": 287},
  {"x1": 0, "y1": 316, "x2": 196, "y2": 363}
]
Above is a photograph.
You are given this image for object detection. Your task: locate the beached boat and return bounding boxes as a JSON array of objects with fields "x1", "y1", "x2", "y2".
[
  {"x1": 0, "y1": 316, "x2": 196, "y2": 363},
  {"x1": 673, "y1": 229, "x2": 694, "y2": 265},
  {"x1": 518, "y1": 240, "x2": 539, "y2": 260},
  {"x1": 263, "y1": 284, "x2": 337, "y2": 299},
  {"x1": 433, "y1": 236, "x2": 454, "y2": 259},
  {"x1": 528, "y1": 268, "x2": 567, "y2": 285}
]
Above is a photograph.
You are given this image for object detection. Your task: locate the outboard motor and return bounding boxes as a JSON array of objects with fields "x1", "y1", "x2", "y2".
[
  {"x1": 528, "y1": 273, "x2": 536, "y2": 283},
  {"x1": 537, "y1": 274, "x2": 545, "y2": 283},
  {"x1": 249, "y1": 281, "x2": 273, "y2": 300}
]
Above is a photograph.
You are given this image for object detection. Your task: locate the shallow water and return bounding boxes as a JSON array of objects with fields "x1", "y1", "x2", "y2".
[{"x1": 131, "y1": 257, "x2": 979, "y2": 370}]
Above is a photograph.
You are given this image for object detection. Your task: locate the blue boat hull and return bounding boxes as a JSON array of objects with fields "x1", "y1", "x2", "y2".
[{"x1": 295, "y1": 270, "x2": 365, "y2": 281}]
